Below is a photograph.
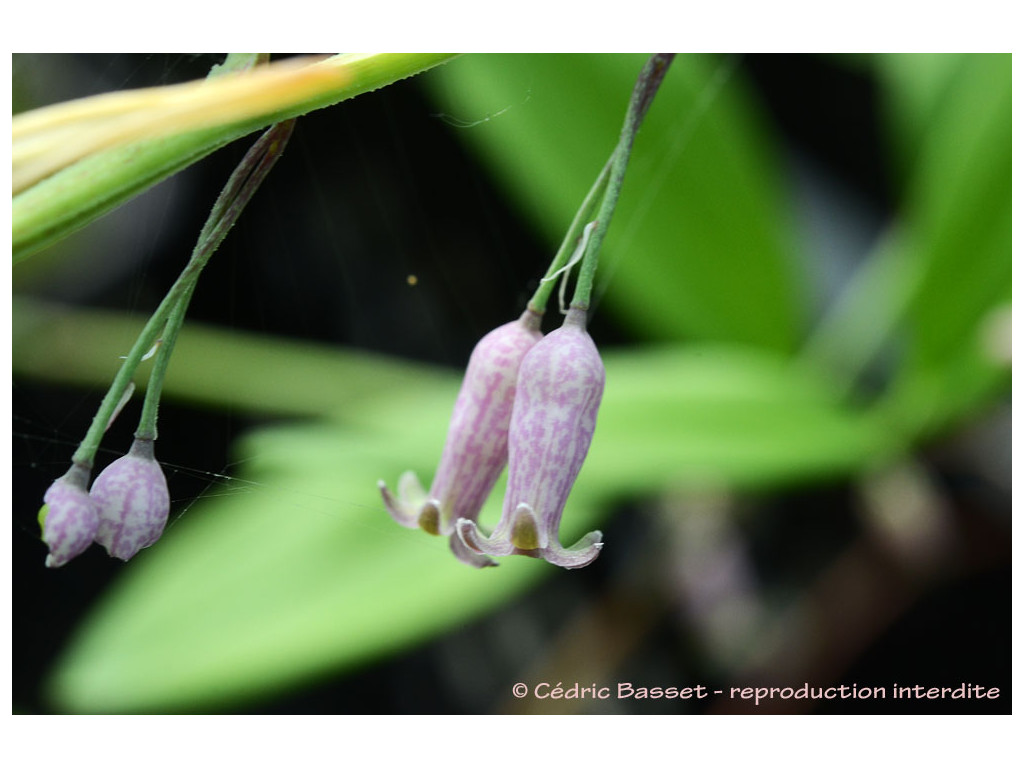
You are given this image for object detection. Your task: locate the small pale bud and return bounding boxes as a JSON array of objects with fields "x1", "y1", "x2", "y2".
[
  {"x1": 458, "y1": 308, "x2": 604, "y2": 569},
  {"x1": 91, "y1": 438, "x2": 170, "y2": 561},
  {"x1": 40, "y1": 464, "x2": 100, "y2": 568}
]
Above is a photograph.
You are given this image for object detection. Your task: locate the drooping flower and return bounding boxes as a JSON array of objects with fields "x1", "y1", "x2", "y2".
[
  {"x1": 379, "y1": 308, "x2": 543, "y2": 568},
  {"x1": 91, "y1": 437, "x2": 170, "y2": 561},
  {"x1": 457, "y1": 307, "x2": 605, "y2": 569},
  {"x1": 39, "y1": 463, "x2": 100, "y2": 568}
]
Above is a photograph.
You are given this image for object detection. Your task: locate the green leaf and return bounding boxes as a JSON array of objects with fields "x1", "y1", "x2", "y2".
[
  {"x1": 13, "y1": 54, "x2": 457, "y2": 262},
  {"x1": 877, "y1": 54, "x2": 1011, "y2": 438},
  {"x1": 802, "y1": 54, "x2": 1009, "y2": 441},
  {"x1": 425, "y1": 53, "x2": 805, "y2": 351},
  {"x1": 46, "y1": 341, "x2": 885, "y2": 712},
  {"x1": 899, "y1": 54, "x2": 1010, "y2": 365},
  {"x1": 592, "y1": 347, "x2": 889, "y2": 492},
  {"x1": 874, "y1": 53, "x2": 970, "y2": 182},
  {"x1": 12, "y1": 296, "x2": 452, "y2": 418}
]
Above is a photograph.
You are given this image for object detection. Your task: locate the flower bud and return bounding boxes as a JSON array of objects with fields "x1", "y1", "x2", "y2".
[
  {"x1": 379, "y1": 309, "x2": 543, "y2": 567},
  {"x1": 91, "y1": 438, "x2": 170, "y2": 561},
  {"x1": 40, "y1": 464, "x2": 100, "y2": 568},
  {"x1": 458, "y1": 308, "x2": 604, "y2": 569}
]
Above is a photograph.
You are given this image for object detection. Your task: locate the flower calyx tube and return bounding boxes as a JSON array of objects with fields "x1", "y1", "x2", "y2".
[
  {"x1": 379, "y1": 308, "x2": 543, "y2": 568},
  {"x1": 39, "y1": 463, "x2": 101, "y2": 568},
  {"x1": 91, "y1": 437, "x2": 171, "y2": 561},
  {"x1": 457, "y1": 307, "x2": 605, "y2": 569}
]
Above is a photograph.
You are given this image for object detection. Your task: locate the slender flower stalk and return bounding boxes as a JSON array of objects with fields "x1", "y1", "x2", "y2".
[
  {"x1": 527, "y1": 157, "x2": 612, "y2": 315},
  {"x1": 70, "y1": 119, "x2": 295, "y2": 472},
  {"x1": 134, "y1": 281, "x2": 196, "y2": 442},
  {"x1": 571, "y1": 53, "x2": 675, "y2": 312}
]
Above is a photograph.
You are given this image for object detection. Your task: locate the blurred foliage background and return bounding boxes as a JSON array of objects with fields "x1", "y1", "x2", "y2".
[{"x1": 12, "y1": 53, "x2": 1010, "y2": 713}]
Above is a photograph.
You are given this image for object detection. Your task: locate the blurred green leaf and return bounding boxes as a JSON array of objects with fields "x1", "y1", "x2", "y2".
[
  {"x1": 12, "y1": 296, "x2": 452, "y2": 418},
  {"x1": 593, "y1": 347, "x2": 889, "y2": 492},
  {"x1": 898, "y1": 54, "x2": 1009, "y2": 364},
  {"x1": 876, "y1": 54, "x2": 1010, "y2": 438},
  {"x1": 425, "y1": 54, "x2": 805, "y2": 351},
  {"x1": 44, "y1": 323, "x2": 887, "y2": 712},
  {"x1": 874, "y1": 52, "x2": 969, "y2": 181},
  {"x1": 802, "y1": 54, "x2": 1009, "y2": 441}
]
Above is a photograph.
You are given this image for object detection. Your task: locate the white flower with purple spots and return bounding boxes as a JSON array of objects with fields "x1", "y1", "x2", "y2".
[
  {"x1": 91, "y1": 438, "x2": 170, "y2": 561},
  {"x1": 379, "y1": 309, "x2": 543, "y2": 568},
  {"x1": 457, "y1": 307, "x2": 605, "y2": 569},
  {"x1": 40, "y1": 464, "x2": 100, "y2": 568}
]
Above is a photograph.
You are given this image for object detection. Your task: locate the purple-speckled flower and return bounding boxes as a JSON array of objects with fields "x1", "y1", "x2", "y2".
[
  {"x1": 457, "y1": 307, "x2": 604, "y2": 569},
  {"x1": 40, "y1": 464, "x2": 100, "y2": 568},
  {"x1": 91, "y1": 438, "x2": 170, "y2": 561},
  {"x1": 379, "y1": 308, "x2": 543, "y2": 568}
]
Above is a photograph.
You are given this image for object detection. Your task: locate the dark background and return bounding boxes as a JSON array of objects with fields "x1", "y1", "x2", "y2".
[{"x1": 12, "y1": 53, "x2": 1010, "y2": 714}]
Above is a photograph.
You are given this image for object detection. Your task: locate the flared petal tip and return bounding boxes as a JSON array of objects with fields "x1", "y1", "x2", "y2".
[
  {"x1": 457, "y1": 508, "x2": 603, "y2": 569},
  {"x1": 378, "y1": 478, "x2": 419, "y2": 529},
  {"x1": 379, "y1": 473, "x2": 446, "y2": 534},
  {"x1": 456, "y1": 517, "x2": 515, "y2": 558},
  {"x1": 449, "y1": 532, "x2": 498, "y2": 568},
  {"x1": 542, "y1": 530, "x2": 603, "y2": 570}
]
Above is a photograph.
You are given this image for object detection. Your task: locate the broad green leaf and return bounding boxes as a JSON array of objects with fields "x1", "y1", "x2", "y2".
[
  {"x1": 898, "y1": 54, "x2": 1010, "y2": 367},
  {"x1": 874, "y1": 53, "x2": 970, "y2": 182},
  {"x1": 13, "y1": 54, "x2": 457, "y2": 262},
  {"x1": 46, "y1": 339, "x2": 886, "y2": 712},
  {"x1": 425, "y1": 54, "x2": 804, "y2": 351},
  {"x1": 877, "y1": 54, "x2": 1010, "y2": 438},
  {"x1": 593, "y1": 347, "x2": 889, "y2": 491}
]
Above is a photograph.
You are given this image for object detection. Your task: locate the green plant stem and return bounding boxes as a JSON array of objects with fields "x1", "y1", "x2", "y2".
[
  {"x1": 134, "y1": 283, "x2": 196, "y2": 442},
  {"x1": 70, "y1": 119, "x2": 295, "y2": 467},
  {"x1": 527, "y1": 157, "x2": 613, "y2": 314},
  {"x1": 570, "y1": 53, "x2": 675, "y2": 313},
  {"x1": 68, "y1": 270, "x2": 196, "y2": 469}
]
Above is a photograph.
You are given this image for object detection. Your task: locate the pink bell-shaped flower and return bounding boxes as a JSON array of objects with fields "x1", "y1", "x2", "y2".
[
  {"x1": 457, "y1": 307, "x2": 605, "y2": 569},
  {"x1": 39, "y1": 464, "x2": 100, "y2": 568},
  {"x1": 379, "y1": 308, "x2": 543, "y2": 568},
  {"x1": 91, "y1": 437, "x2": 170, "y2": 561}
]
